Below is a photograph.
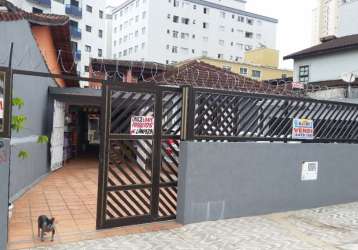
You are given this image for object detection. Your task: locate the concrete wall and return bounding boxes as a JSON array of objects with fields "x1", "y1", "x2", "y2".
[
  {"x1": 0, "y1": 20, "x2": 56, "y2": 200},
  {"x1": 0, "y1": 139, "x2": 10, "y2": 250},
  {"x1": 177, "y1": 141, "x2": 358, "y2": 224},
  {"x1": 293, "y1": 50, "x2": 358, "y2": 83}
]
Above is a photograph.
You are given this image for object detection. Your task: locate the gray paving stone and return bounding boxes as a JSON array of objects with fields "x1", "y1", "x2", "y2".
[{"x1": 30, "y1": 202, "x2": 358, "y2": 250}]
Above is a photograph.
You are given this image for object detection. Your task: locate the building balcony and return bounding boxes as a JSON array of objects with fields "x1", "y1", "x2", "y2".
[
  {"x1": 65, "y1": 4, "x2": 82, "y2": 18},
  {"x1": 27, "y1": 0, "x2": 51, "y2": 8},
  {"x1": 70, "y1": 26, "x2": 82, "y2": 39},
  {"x1": 73, "y1": 50, "x2": 81, "y2": 61}
]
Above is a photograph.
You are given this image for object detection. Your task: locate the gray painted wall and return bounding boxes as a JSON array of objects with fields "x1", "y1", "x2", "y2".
[
  {"x1": 0, "y1": 139, "x2": 10, "y2": 250},
  {"x1": 177, "y1": 142, "x2": 358, "y2": 224},
  {"x1": 293, "y1": 50, "x2": 358, "y2": 83},
  {"x1": 0, "y1": 20, "x2": 56, "y2": 199}
]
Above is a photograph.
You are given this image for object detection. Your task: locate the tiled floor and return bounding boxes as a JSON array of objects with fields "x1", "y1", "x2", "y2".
[{"x1": 7, "y1": 156, "x2": 180, "y2": 250}]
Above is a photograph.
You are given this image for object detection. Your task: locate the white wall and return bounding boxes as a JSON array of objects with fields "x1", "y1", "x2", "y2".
[
  {"x1": 293, "y1": 50, "x2": 358, "y2": 83},
  {"x1": 339, "y1": 0, "x2": 358, "y2": 37},
  {"x1": 110, "y1": 0, "x2": 277, "y2": 64}
]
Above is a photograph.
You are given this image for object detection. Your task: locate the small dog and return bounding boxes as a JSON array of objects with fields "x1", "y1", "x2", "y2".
[{"x1": 37, "y1": 215, "x2": 56, "y2": 241}]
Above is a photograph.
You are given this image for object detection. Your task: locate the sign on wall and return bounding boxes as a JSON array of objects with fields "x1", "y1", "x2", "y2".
[
  {"x1": 292, "y1": 118, "x2": 314, "y2": 140},
  {"x1": 130, "y1": 116, "x2": 154, "y2": 135},
  {"x1": 301, "y1": 161, "x2": 319, "y2": 181},
  {"x1": 292, "y1": 82, "x2": 305, "y2": 90}
]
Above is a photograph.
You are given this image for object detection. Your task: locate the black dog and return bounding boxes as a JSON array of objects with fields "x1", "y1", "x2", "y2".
[{"x1": 37, "y1": 215, "x2": 56, "y2": 241}]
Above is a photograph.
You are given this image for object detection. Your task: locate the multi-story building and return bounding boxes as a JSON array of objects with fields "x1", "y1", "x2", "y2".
[
  {"x1": 199, "y1": 48, "x2": 293, "y2": 81},
  {"x1": 338, "y1": 0, "x2": 358, "y2": 37},
  {"x1": 10, "y1": 0, "x2": 108, "y2": 80},
  {"x1": 109, "y1": 0, "x2": 278, "y2": 65},
  {"x1": 311, "y1": 0, "x2": 357, "y2": 44},
  {"x1": 312, "y1": 0, "x2": 340, "y2": 45}
]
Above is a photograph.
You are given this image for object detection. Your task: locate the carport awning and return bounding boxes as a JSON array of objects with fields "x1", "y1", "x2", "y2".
[{"x1": 49, "y1": 87, "x2": 101, "y2": 106}]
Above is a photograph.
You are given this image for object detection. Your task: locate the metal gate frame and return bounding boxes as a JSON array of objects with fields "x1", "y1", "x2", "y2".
[{"x1": 96, "y1": 82, "x2": 183, "y2": 229}]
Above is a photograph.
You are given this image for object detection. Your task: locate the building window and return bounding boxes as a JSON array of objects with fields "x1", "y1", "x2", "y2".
[
  {"x1": 136, "y1": 15, "x2": 139, "y2": 22},
  {"x1": 247, "y1": 18, "x2": 254, "y2": 25},
  {"x1": 142, "y1": 27, "x2": 146, "y2": 34},
  {"x1": 173, "y1": 30, "x2": 179, "y2": 38},
  {"x1": 86, "y1": 25, "x2": 92, "y2": 32},
  {"x1": 181, "y1": 32, "x2": 189, "y2": 39},
  {"x1": 181, "y1": 17, "x2": 190, "y2": 24},
  {"x1": 173, "y1": 0, "x2": 179, "y2": 7},
  {"x1": 220, "y1": 11, "x2": 226, "y2": 18},
  {"x1": 245, "y1": 32, "x2": 253, "y2": 38},
  {"x1": 142, "y1": 11, "x2": 146, "y2": 19},
  {"x1": 86, "y1": 5, "x2": 92, "y2": 13},
  {"x1": 98, "y1": 49, "x2": 103, "y2": 57},
  {"x1": 203, "y1": 22, "x2": 209, "y2": 29},
  {"x1": 32, "y1": 7, "x2": 43, "y2": 14},
  {"x1": 202, "y1": 50, "x2": 208, "y2": 57},
  {"x1": 217, "y1": 53, "x2": 224, "y2": 59},
  {"x1": 252, "y1": 70, "x2": 261, "y2": 78},
  {"x1": 99, "y1": 10, "x2": 104, "y2": 19},
  {"x1": 203, "y1": 36, "x2": 208, "y2": 42},
  {"x1": 219, "y1": 25, "x2": 225, "y2": 32},
  {"x1": 172, "y1": 46, "x2": 178, "y2": 53},
  {"x1": 223, "y1": 65, "x2": 232, "y2": 71},
  {"x1": 85, "y1": 45, "x2": 91, "y2": 52},
  {"x1": 240, "y1": 68, "x2": 248, "y2": 75},
  {"x1": 84, "y1": 66, "x2": 89, "y2": 72},
  {"x1": 219, "y1": 40, "x2": 225, "y2": 46},
  {"x1": 141, "y1": 42, "x2": 145, "y2": 49},
  {"x1": 238, "y1": 16, "x2": 244, "y2": 22},
  {"x1": 299, "y1": 65, "x2": 310, "y2": 83},
  {"x1": 203, "y1": 7, "x2": 208, "y2": 14},
  {"x1": 98, "y1": 29, "x2": 103, "y2": 38},
  {"x1": 173, "y1": 15, "x2": 179, "y2": 23}
]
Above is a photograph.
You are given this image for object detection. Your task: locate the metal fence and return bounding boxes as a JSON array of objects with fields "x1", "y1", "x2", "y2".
[{"x1": 181, "y1": 86, "x2": 358, "y2": 143}]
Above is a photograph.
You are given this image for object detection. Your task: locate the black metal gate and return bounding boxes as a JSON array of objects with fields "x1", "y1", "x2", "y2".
[{"x1": 96, "y1": 83, "x2": 182, "y2": 229}]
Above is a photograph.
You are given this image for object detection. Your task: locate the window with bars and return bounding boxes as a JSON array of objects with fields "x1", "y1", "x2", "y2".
[{"x1": 299, "y1": 65, "x2": 310, "y2": 83}]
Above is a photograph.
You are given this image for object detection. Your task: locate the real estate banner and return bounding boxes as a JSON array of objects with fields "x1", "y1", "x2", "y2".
[{"x1": 292, "y1": 118, "x2": 314, "y2": 140}]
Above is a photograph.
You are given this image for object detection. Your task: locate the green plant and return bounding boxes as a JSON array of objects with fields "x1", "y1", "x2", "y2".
[{"x1": 11, "y1": 97, "x2": 48, "y2": 159}]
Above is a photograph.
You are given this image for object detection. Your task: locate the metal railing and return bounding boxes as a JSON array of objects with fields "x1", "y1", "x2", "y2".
[
  {"x1": 69, "y1": 26, "x2": 82, "y2": 39},
  {"x1": 181, "y1": 86, "x2": 358, "y2": 143},
  {"x1": 65, "y1": 4, "x2": 82, "y2": 18},
  {"x1": 27, "y1": 0, "x2": 51, "y2": 7}
]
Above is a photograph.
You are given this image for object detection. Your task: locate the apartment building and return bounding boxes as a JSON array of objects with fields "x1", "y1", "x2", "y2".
[
  {"x1": 109, "y1": 0, "x2": 278, "y2": 65},
  {"x1": 311, "y1": 0, "x2": 356, "y2": 44},
  {"x1": 10, "y1": 0, "x2": 108, "y2": 80},
  {"x1": 338, "y1": 0, "x2": 358, "y2": 37}
]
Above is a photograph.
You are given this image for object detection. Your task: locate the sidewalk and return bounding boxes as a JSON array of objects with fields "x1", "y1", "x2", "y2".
[{"x1": 28, "y1": 202, "x2": 358, "y2": 250}]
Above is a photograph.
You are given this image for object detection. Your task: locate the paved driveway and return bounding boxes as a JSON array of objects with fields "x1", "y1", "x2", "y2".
[{"x1": 29, "y1": 202, "x2": 358, "y2": 250}]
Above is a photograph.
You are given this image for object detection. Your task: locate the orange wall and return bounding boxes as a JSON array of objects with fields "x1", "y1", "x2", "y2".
[{"x1": 31, "y1": 26, "x2": 65, "y2": 87}]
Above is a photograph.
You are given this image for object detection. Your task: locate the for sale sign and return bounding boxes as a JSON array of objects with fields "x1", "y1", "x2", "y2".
[
  {"x1": 130, "y1": 116, "x2": 154, "y2": 135},
  {"x1": 292, "y1": 118, "x2": 314, "y2": 140}
]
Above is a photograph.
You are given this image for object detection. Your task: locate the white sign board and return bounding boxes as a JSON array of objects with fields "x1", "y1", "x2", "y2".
[
  {"x1": 301, "y1": 161, "x2": 318, "y2": 181},
  {"x1": 292, "y1": 82, "x2": 305, "y2": 89},
  {"x1": 130, "y1": 116, "x2": 154, "y2": 135},
  {"x1": 292, "y1": 118, "x2": 314, "y2": 140}
]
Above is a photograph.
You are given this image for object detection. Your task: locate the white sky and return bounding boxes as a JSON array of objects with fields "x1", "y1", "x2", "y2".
[{"x1": 108, "y1": 0, "x2": 318, "y2": 69}]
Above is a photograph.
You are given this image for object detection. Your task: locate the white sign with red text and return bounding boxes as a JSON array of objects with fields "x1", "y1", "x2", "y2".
[
  {"x1": 130, "y1": 116, "x2": 154, "y2": 135},
  {"x1": 292, "y1": 82, "x2": 305, "y2": 89}
]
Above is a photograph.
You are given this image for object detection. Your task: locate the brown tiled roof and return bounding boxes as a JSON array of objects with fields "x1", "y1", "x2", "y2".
[
  {"x1": 284, "y1": 34, "x2": 358, "y2": 60},
  {"x1": 0, "y1": 0, "x2": 78, "y2": 87},
  {"x1": 0, "y1": 0, "x2": 68, "y2": 25},
  {"x1": 147, "y1": 60, "x2": 299, "y2": 96},
  {"x1": 91, "y1": 59, "x2": 169, "y2": 72}
]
